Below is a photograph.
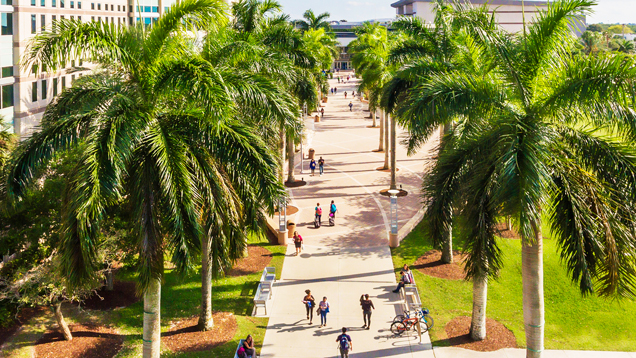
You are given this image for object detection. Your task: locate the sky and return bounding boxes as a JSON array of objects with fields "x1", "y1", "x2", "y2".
[{"x1": 276, "y1": 0, "x2": 635, "y2": 25}]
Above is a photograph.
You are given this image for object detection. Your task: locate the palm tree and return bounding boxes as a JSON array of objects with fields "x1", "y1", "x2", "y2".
[
  {"x1": 295, "y1": 9, "x2": 331, "y2": 32},
  {"x1": 405, "y1": 0, "x2": 636, "y2": 356},
  {"x1": 614, "y1": 38, "x2": 635, "y2": 54},
  {"x1": 6, "y1": 1, "x2": 284, "y2": 356}
]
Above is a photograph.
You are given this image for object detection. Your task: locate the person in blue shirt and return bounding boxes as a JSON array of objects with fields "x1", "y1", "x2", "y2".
[
  {"x1": 330, "y1": 200, "x2": 337, "y2": 218},
  {"x1": 336, "y1": 327, "x2": 352, "y2": 358},
  {"x1": 310, "y1": 159, "x2": 316, "y2": 176}
]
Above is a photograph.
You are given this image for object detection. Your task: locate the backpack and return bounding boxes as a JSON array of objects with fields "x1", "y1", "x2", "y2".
[
  {"x1": 316, "y1": 207, "x2": 322, "y2": 215},
  {"x1": 339, "y1": 335, "x2": 350, "y2": 350},
  {"x1": 237, "y1": 346, "x2": 247, "y2": 358}
]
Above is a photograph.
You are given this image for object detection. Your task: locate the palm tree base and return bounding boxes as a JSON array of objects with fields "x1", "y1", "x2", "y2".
[
  {"x1": 372, "y1": 149, "x2": 385, "y2": 153},
  {"x1": 379, "y1": 188, "x2": 408, "y2": 197},
  {"x1": 376, "y1": 167, "x2": 399, "y2": 173},
  {"x1": 284, "y1": 179, "x2": 307, "y2": 188}
]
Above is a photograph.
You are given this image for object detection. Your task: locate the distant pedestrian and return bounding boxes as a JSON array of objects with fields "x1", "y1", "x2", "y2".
[
  {"x1": 321, "y1": 107, "x2": 325, "y2": 118},
  {"x1": 393, "y1": 264, "x2": 414, "y2": 293},
  {"x1": 303, "y1": 289, "x2": 316, "y2": 325},
  {"x1": 331, "y1": 87, "x2": 334, "y2": 95},
  {"x1": 344, "y1": 91, "x2": 347, "y2": 99},
  {"x1": 330, "y1": 200, "x2": 337, "y2": 218},
  {"x1": 318, "y1": 156, "x2": 325, "y2": 176},
  {"x1": 336, "y1": 327, "x2": 352, "y2": 358},
  {"x1": 315, "y1": 203, "x2": 322, "y2": 224},
  {"x1": 337, "y1": 76, "x2": 341, "y2": 83},
  {"x1": 347, "y1": 75, "x2": 350, "y2": 81},
  {"x1": 310, "y1": 159, "x2": 316, "y2": 176},
  {"x1": 293, "y1": 231, "x2": 303, "y2": 255},
  {"x1": 352, "y1": 90, "x2": 355, "y2": 97},
  {"x1": 360, "y1": 294, "x2": 375, "y2": 329},
  {"x1": 334, "y1": 87, "x2": 338, "y2": 94},
  {"x1": 318, "y1": 296, "x2": 330, "y2": 327},
  {"x1": 348, "y1": 102, "x2": 353, "y2": 111}
]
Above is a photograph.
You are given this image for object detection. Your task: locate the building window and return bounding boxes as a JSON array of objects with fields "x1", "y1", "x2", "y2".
[
  {"x1": 31, "y1": 15, "x2": 36, "y2": 34},
  {"x1": 32, "y1": 82, "x2": 38, "y2": 102},
  {"x1": 78, "y1": 15, "x2": 81, "y2": 21},
  {"x1": 61, "y1": 76, "x2": 66, "y2": 89},
  {"x1": 53, "y1": 78, "x2": 58, "y2": 97},
  {"x1": 52, "y1": 15, "x2": 56, "y2": 32},
  {"x1": 91, "y1": 2, "x2": 93, "y2": 9},
  {"x1": 117, "y1": 5, "x2": 119, "y2": 11},
  {"x1": 31, "y1": 0, "x2": 35, "y2": 5},
  {"x1": 71, "y1": 60, "x2": 75, "y2": 67},
  {"x1": 60, "y1": 0, "x2": 64, "y2": 7},
  {"x1": 144, "y1": 6, "x2": 150, "y2": 12},
  {"x1": 91, "y1": 16, "x2": 94, "y2": 21},
  {"x1": 111, "y1": 16, "x2": 113, "y2": 23},
  {"x1": 110, "y1": 4, "x2": 113, "y2": 10},
  {"x1": 71, "y1": 74, "x2": 75, "y2": 83},
  {"x1": 70, "y1": 0, "x2": 73, "y2": 8},
  {"x1": 70, "y1": 15, "x2": 74, "y2": 20},
  {"x1": 1, "y1": 0, "x2": 13, "y2": 5},
  {"x1": 1, "y1": 13, "x2": 12, "y2": 36},
  {"x1": 1, "y1": 66, "x2": 12, "y2": 78},
  {"x1": 31, "y1": 64, "x2": 38, "y2": 74},
  {"x1": 61, "y1": 15, "x2": 64, "y2": 20},
  {"x1": 41, "y1": 0, "x2": 45, "y2": 6},
  {"x1": 98, "y1": 16, "x2": 101, "y2": 22},
  {"x1": 79, "y1": 59, "x2": 82, "y2": 66},
  {"x1": 42, "y1": 79, "x2": 47, "y2": 100},
  {"x1": 129, "y1": 5, "x2": 132, "y2": 12},
  {"x1": 41, "y1": 15, "x2": 46, "y2": 31},
  {"x1": 78, "y1": 1, "x2": 81, "y2": 8},
  {"x1": 52, "y1": 0, "x2": 56, "y2": 6},
  {"x1": 97, "y1": 3, "x2": 100, "y2": 9},
  {"x1": 152, "y1": 6, "x2": 157, "y2": 12},
  {"x1": 1, "y1": 84, "x2": 13, "y2": 108}
]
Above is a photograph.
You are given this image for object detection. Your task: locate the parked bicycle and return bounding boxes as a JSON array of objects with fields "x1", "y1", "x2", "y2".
[{"x1": 390, "y1": 308, "x2": 434, "y2": 335}]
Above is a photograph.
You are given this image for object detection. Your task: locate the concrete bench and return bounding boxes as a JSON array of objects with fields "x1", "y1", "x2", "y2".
[
  {"x1": 253, "y1": 283, "x2": 270, "y2": 315},
  {"x1": 400, "y1": 284, "x2": 421, "y2": 311},
  {"x1": 259, "y1": 267, "x2": 275, "y2": 290}
]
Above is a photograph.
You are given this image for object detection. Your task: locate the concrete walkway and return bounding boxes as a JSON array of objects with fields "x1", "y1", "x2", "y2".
[{"x1": 260, "y1": 75, "x2": 438, "y2": 358}]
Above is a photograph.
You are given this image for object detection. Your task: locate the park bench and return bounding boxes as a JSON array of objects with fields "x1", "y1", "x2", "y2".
[
  {"x1": 253, "y1": 267, "x2": 275, "y2": 316},
  {"x1": 400, "y1": 284, "x2": 421, "y2": 311}
]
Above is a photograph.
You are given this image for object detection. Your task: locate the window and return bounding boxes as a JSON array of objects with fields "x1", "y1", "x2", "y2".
[
  {"x1": 98, "y1": 16, "x2": 101, "y2": 22},
  {"x1": 70, "y1": 0, "x2": 73, "y2": 8},
  {"x1": 60, "y1": 0, "x2": 64, "y2": 7},
  {"x1": 110, "y1": 4, "x2": 113, "y2": 10},
  {"x1": 117, "y1": 5, "x2": 119, "y2": 11},
  {"x1": 31, "y1": 15, "x2": 36, "y2": 34},
  {"x1": 152, "y1": 6, "x2": 157, "y2": 12},
  {"x1": 129, "y1": 17, "x2": 132, "y2": 25},
  {"x1": 129, "y1": 5, "x2": 132, "y2": 12},
  {"x1": 41, "y1": 15, "x2": 45, "y2": 31},
  {"x1": 78, "y1": 1, "x2": 81, "y2": 8},
  {"x1": 70, "y1": 15, "x2": 74, "y2": 20},
  {"x1": 61, "y1": 15, "x2": 64, "y2": 20},
  {"x1": 97, "y1": 3, "x2": 100, "y2": 9},
  {"x1": 144, "y1": 6, "x2": 150, "y2": 12},
  {"x1": 41, "y1": 79, "x2": 47, "y2": 100},
  {"x1": 41, "y1": 0, "x2": 44, "y2": 6},
  {"x1": 164, "y1": 6, "x2": 168, "y2": 12},
  {"x1": 31, "y1": 0, "x2": 35, "y2": 5},
  {"x1": 1, "y1": 13, "x2": 12, "y2": 36},
  {"x1": 53, "y1": 78, "x2": 58, "y2": 97},
  {"x1": 61, "y1": 76, "x2": 66, "y2": 89},
  {"x1": 32, "y1": 82, "x2": 38, "y2": 102},
  {"x1": 71, "y1": 74, "x2": 75, "y2": 82},
  {"x1": 51, "y1": 15, "x2": 56, "y2": 32},
  {"x1": 1, "y1": 0, "x2": 13, "y2": 5},
  {"x1": 52, "y1": 0, "x2": 56, "y2": 7},
  {"x1": 111, "y1": 16, "x2": 113, "y2": 23},
  {"x1": 91, "y1": 16, "x2": 94, "y2": 21},
  {"x1": 91, "y1": 2, "x2": 94, "y2": 9},
  {"x1": 1, "y1": 84, "x2": 13, "y2": 108},
  {"x1": 78, "y1": 15, "x2": 81, "y2": 21},
  {"x1": 1, "y1": 66, "x2": 12, "y2": 78}
]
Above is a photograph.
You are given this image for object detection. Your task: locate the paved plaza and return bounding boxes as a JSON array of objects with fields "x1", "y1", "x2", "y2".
[{"x1": 260, "y1": 75, "x2": 636, "y2": 358}]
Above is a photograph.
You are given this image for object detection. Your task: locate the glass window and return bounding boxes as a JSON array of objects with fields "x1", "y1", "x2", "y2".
[
  {"x1": 61, "y1": 15, "x2": 64, "y2": 20},
  {"x1": 71, "y1": 60, "x2": 75, "y2": 67},
  {"x1": 1, "y1": 13, "x2": 12, "y2": 36},
  {"x1": 144, "y1": 6, "x2": 150, "y2": 12},
  {"x1": 78, "y1": 15, "x2": 81, "y2": 21},
  {"x1": 2, "y1": 0, "x2": 13, "y2": 5},
  {"x1": 70, "y1": 1, "x2": 73, "y2": 8},
  {"x1": 1, "y1": 84, "x2": 14, "y2": 108},
  {"x1": 60, "y1": 0, "x2": 64, "y2": 7},
  {"x1": 41, "y1": 15, "x2": 45, "y2": 31},
  {"x1": 129, "y1": 17, "x2": 132, "y2": 25},
  {"x1": 31, "y1": 0, "x2": 35, "y2": 5},
  {"x1": 152, "y1": 6, "x2": 157, "y2": 12},
  {"x1": 61, "y1": 76, "x2": 66, "y2": 89},
  {"x1": 98, "y1": 16, "x2": 101, "y2": 22},
  {"x1": 70, "y1": 15, "x2": 74, "y2": 20},
  {"x1": 129, "y1": 5, "x2": 132, "y2": 12},
  {"x1": 78, "y1": 1, "x2": 81, "y2": 8},
  {"x1": 32, "y1": 82, "x2": 38, "y2": 102},
  {"x1": 52, "y1": 0, "x2": 56, "y2": 7},
  {"x1": 110, "y1": 4, "x2": 113, "y2": 10},
  {"x1": 91, "y1": 16, "x2": 94, "y2": 21},
  {"x1": 97, "y1": 3, "x2": 100, "y2": 9},
  {"x1": 41, "y1": 79, "x2": 47, "y2": 100},
  {"x1": 79, "y1": 59, "x2": 83, "y2": 66},
  {"x1": 31, "y1": 14, "x2": 36, "y2": 34},
  {"x1": 164, "y1": 6, "x2": 168, "y2": 12},
  {"x1": 117, "y1": 5, "x2": 119, "y2": 11},
  {"x1": 53, "y1": 78, "x2": 58, "y2": 97},
  {"x1": 41, "y1": 0, "x2": 44, "y2": 6},
  {"x1": 91, "y1": 2, "x2": 93, "y2": 9},
  {"x1": 1, "y1": 66, "x2": 12, "y2": 78},
  {"x1": 111, "y1": 16, "x2": 113, "y2": 23}
]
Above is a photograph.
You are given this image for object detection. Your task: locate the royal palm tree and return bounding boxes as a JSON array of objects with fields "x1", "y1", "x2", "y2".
[
  {"x1": 7, "y1": 1, "x2": 284, "y2": 356},
  {"x1": 406, "y1": 1, "x2": 636, "y2": 356},
  {"x1": 295, "y1": 9, "x2": 331, "y2": 32}
]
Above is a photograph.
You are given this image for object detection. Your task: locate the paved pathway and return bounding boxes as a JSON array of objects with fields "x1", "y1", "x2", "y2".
[{"x1": 260, "y1": 76, "x2": 438, "y2": 358}]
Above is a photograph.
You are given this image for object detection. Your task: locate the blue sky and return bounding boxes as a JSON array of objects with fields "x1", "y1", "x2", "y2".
[{"x1": 276, "y1": 0, "x2": 633, "y2": 25}]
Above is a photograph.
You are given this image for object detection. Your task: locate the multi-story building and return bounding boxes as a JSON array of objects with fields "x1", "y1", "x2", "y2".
[
  {"x1": 391, "y1": 0, "x2": 549, "y2": 33},
  {"x1": 0, "y1": 0, "x2": 180, "y2": 137},
  {"x1": 330, "y1": 19, "x2": 394, "y2": 70}
]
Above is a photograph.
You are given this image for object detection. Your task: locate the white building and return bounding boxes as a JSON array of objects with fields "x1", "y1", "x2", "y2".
[
  {"x1": 0, "y1": 0, "x2": 179, "y2": 137},
  {"x1": 391, "y1": 0, "x2": 550, "y2": 33}
]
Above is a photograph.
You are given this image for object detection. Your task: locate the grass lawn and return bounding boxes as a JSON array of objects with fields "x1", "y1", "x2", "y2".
[
  {"x1": 1, "y1": 236, "x2": 286, "y2": 358},
  {"x1": 391, "y1": 221, "x2": 636, "y2": 352}
]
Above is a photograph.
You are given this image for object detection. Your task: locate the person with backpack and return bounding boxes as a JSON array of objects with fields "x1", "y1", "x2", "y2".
[
  {"x1": 236, "y1": 334, "x2": 255, "y2": 358},
  {"x1": 348, "y1": 102, "x2": 353, "y2": 111},
  {"x1": 318, "y1": 157, "x2": 325, "y2": 176},
  {"x1": 392, "y1": 264, "x2": 415, "y2": 293},
  {"x1": 360, "y1": 294, "x2": 375, "y2": 329},
  {"x1": 336, "y1": 327, "x2": 352, "y2": 358},
  {"x1": 330, "y1": 200, "x2": 337, "y2": 218},
  {"x1": 318, "y1": 296, "x2": 330, "y2": 327},
  {"x1": 309, "y1": 159, "x2": 316, "y2": 176},
  {"x1": 293, "y1": 231, "x2": 303, "y2": 255},
  {"x1": 315, "y1": 203, "x2": 322, "y2": 227},
  {"x1": 303, "y1": 289, "x2": 316, "y2": 325}
]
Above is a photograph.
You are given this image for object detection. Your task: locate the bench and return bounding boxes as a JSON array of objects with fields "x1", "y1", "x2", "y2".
[
  {"x1": 259, "y1": 267, "x2": 275, "y2": 290},
  {"x1": 400, "y1": 284, "x2": 421, "y2": 311},
  {"x1": 253, "y1": 283, "x2": 270, "y2": 315}
]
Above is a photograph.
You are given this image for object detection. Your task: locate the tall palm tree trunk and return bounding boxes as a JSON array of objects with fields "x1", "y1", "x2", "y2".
[
  {"x1": 53, "y1": 302, "x2": 72, "y2": 341},
  {"x1": 470, "y1": 272, "x2": 487, "y2": 341},
  {"x1": 279, "y1": 127, "x2": 285, "y2": 184},
  {"x1": 378, "y1": 109, "x2": 384, "y2": 152},
  {"x1": 389, "y1": 113, "x2": 397, "y2": 189},
  {"x1": 198, "y1": 236, "x2": 213, "y2": 331},
  {"x1": 383, "y1": 111, "x2": 390, "y2": 170},
  {"x1": 522, "y1": 223, "x2": 544, "y2": 358},
  {"x1": 287, "y1": 134, "x2": 295, "y2": 183},
  {"x1": 440, "y1": 123, "x2": 453, "y2": 264},
  {"x1": 143, "y1": 278, "x2": 161, "y2": 358}
]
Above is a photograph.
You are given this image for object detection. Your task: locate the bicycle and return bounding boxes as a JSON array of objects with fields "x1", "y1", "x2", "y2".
[
  {"x1": 390, "y1": 315, "x2": 420, "y2": 336},
  {"x1": 392, "y1": 308, "x2": 434, "y2": 334}
]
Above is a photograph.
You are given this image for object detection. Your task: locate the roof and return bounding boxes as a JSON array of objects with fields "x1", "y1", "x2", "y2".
[{"x1": 390, "y1": 0, "x2": 548, "y2": 7}]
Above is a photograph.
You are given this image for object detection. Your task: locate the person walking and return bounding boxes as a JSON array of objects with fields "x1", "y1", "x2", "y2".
[
  {"x1": 318, "y1": 156, "x2": 325, "y2": 176},
  {"x1": 393, "y1": 264, "x2": 414, "y2": 293},
  {"x1": 344, "y1": 91, "x2": 348, "y2": 99},
  {"x1": 334, "y1": 87, "x2": 337, "y2": 94},
  {"x1": 348, "y1": 102, "x2": 353, "y2": 111},
  {"x1": 360, "y1": 294, "x2": 375, "y2": 329},
  {"x1": 303, "y1": 289, "x2": 316, "y2": 325},
  {"x1": 293, "y1": 231, "x2": 303, "y2": 255},
  {"x1": 336, "y1": 327, "x2": 352, "y2": 358},
  {"x1": 337, "y1": 76, "x2": 340, "y2": 83},
  {"x1": 318, "y1": 296, "x2": 330, "y2": 327},
  {"x1": 330, "y1": 87, "x2": 334, "y2": 95},
  {"x1": 310, "y1": 159, "x2": 316, "y2": 176},
  {"x1": 320, "y1": 107, "x2": 325, "y2": 118},
  {"x1": 315, "y1": 203, "x2": 322, "y2": 225},
  {"x1": 352, "y1": 90, "x2": 355, "y2": 97}
]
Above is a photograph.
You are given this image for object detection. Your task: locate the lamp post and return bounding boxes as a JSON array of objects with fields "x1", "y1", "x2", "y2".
[
  {"x1": 388, "y1": 188, "x2": 400, "y2": 247},
  {"x1": 277, "y1": 199, "x2": 287, "y2": 245},
  {"x1": 301, "y1": 103, "x2": 307, "y2": 174}
]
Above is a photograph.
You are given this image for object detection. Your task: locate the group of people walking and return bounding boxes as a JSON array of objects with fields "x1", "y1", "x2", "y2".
[{"x1": 309, "y1": 156, "x2": 325, "y2": 176}]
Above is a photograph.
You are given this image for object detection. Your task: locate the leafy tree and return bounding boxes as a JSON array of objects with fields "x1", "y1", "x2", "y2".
[
  {"x1": 580, "y1": 30, "x2": 603, "y2": 54},
  {"x1": 406, "y1": 1, "x2": 636, "y2": 357},
  {"x1": 586, "y1": 23, "x2": 603, "y2": 32},
  {"x1": 608, "y1": 24, "x2": 633, "y2": 34},
  {"x1": 295, "y1": 9, "x2": 331, "y2": 32},
  {"x1": 613, "y1": 38, "x2": 635, "y2": 54}
]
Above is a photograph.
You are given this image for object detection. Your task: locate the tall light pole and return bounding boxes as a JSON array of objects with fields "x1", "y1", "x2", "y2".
[
  {"x1": 277, "y1": 198, "x2": 287, "y2": 245},
  {"x1": 301, "y1": 103, "x2": 307, "y2": 174},
  {"x1": 388, "y1": 188, "x2": 400, "y2": 247}
]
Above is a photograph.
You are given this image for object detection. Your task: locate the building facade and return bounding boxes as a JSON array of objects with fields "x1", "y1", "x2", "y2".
[
  {"x1": 391, "y1": 0, "x2": 549, "y2": 33},
  {"x1": 0, "y1": 0, "x2": 180, "y2": 138},
  {"x1": 331, "y1": 19, "x2": 394, "y2": 71}
]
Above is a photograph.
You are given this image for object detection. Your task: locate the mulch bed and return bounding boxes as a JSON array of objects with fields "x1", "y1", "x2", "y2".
[
  {"x1": 495, "y1": 222, "x2": 520, "y2": 239},
  {"x1": 81, "y1": 281, "x2": 140, "y2": 310},
  {"x1": 228, "y1": 245, "x2": 273, "y2": 277},
  {"x1": 413, "y1": 250, "x2": 467, "y2": 280},
  {"x1": 35, "y1": 323, "x2": 123, "y2": 358},
  {"x1": 0, "y1": 306, "x2": 45, "y2": 347},
  {"x1": 285, "y1": 180, "x2": 307, "y2": 188},
  {"x1": 444, "y1": 316, "x2": 517, "y2": 352},
  {"x1": 379, "y1": 188, "x2": 408, "y2": 197},
  {"x1": 163, "y1": 312, "x2": 237, "y2": 353}
]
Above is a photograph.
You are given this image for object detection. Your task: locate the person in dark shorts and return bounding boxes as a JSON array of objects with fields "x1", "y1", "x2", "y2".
[{"x1": 293, "y1": 231, "x2": 303, "y2": 255}]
